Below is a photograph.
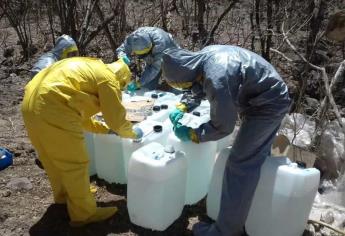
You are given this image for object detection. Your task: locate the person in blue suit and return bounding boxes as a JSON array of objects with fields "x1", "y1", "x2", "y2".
[
  {"x1": 30, "y1": 34, "x2": 79, "y2": 78},
  {"x1": 162, "y1": 45, "x2": 291, "y2": 236},
  {"x1": 116, "y1": 27, "x2": 179, "y2": 91}
]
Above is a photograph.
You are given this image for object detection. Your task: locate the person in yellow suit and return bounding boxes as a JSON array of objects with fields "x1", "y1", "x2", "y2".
[{"x1": 22, "y1": 57, "x2": 143, "y2": 226}]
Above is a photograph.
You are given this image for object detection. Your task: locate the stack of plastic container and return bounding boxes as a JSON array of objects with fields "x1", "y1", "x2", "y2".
[
  {"x1": 206, "y1": 147, "x2": 232, "y2": 219},
  {"x1": 246, "y1": 159, "x2": 320, "y2": 236},
  {"x1": 84, "y1": 132, "x2": 96, "y2": 176},
  {"x1": 187, "y1": 100, "x2": 233, "y2": 152},
  {"x1": 93, "y1": 133, "x2": 126, "y2": 184},
  {"x1": 168, "y1": 112, "x2": 217, "y2": 205},
  {"x1": 127, "y1": 142, "x2": 187, "y2": 231},
  {"x1": 207, "y1": 149, "x2": 320, "y2": 236},
  {"x1": 144, "y1": 91, "x2": 182, "y2": 122},
  {"x1": 122, "y1": 119, "x2": 172, "y2": 180}
]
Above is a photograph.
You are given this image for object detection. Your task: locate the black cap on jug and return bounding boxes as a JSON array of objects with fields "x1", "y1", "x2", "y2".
[
  {"x1": 296, "y1": 161, "x2": 307, "y2": 169},
  {"x1": 153, "y1": 105, "x2": 161, "y2": 112},
  {"x1": 193, "y1": 111, "x2": 201, "y2": 117},
  {"x1": 153, "y1": 125, "x2": 163, "y2": 132},
  {"x1": 151, "y1": 93, "x2": 159, "y2": 99},
  {"x1": 160, "y1": 104, "x2": 168, "y2": 109}
]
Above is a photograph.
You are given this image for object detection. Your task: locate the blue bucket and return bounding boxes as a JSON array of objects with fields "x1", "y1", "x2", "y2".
[{"x1": 0, "y1": 148, "x2": 13, "y2": 171}]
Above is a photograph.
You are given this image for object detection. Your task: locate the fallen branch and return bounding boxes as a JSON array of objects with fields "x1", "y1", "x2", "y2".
[
  {"x1": 8, "y1": 117, "x2": 16, "y2": 134},
  {"x1": 270, "y1": 48, "x2": 294, "y2": 62},
  {"x1": 318, "y1": 60, "x2": 345, "y2": 122},
  {"x1": 308, "y1": 219, "x2": 345, "y2": 235}
]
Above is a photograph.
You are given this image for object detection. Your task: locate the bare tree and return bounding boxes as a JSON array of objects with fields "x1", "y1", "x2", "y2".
[
  {"x1": 160, "y1": 0, "x2": 168, "y2": 31},
  {"x1": 196, "y1": 0, "x2": 207, "y2": 42},
  {"x1": 0, "y1": 0, "x2": 33, "y2": 59},
  {"x1": 203, "y1": 0, "x2": 239, "y2": 47}
]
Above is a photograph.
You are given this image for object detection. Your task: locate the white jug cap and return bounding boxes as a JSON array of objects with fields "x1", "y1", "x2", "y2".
[{"x1": 164, "y1": 145, "x2": 175, "y2": 153}]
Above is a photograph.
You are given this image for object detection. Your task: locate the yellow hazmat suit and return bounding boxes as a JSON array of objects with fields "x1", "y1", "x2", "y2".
[{"x1": 22, "y1": 57, "x2": 136, "y2": 225}]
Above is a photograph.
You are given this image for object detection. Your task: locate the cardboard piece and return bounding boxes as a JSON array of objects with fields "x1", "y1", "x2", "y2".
[
  {"x1": 271, "y1": 134, "x2": 317, "y2": 168},
  {"x1": 287, "y1": 146, "x2": 317, "y2": 168},
  {"x1": 271, "y1": 134, "x2": 290, "y2": 156},
  {"x1": 94, "y1": 98, "x2": 154, "y2": 123},
  {"x1": 122, "y1": 99, "x2": 154, "y2": 122}
]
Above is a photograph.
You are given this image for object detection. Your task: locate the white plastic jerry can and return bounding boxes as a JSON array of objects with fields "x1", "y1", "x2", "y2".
[
  {"x1": 170, "y1": 112, "x2": 217, "y2": 205},
  {"x1": 127, "y1": 142, "x2": 187, "y2": 231},
  {"x1": 246, "y1": 160, "x2": 320, "y2": 236},
  {"x1": 93, "y1": 133, "x2": 126, "y2": 184},
  {"x1": 206, "y1": 147, "x2": 232, "y2": 220},
  {"x1": 84, "y1": 132, "x2": 96, "y2": 176},
  {"x1": 207, "y1": 151, "x2": 320, "y2": 236},
  {"x1": 168, "y1": 131, "x2": 217, "y2": 205},
  {"x1": 122, "y1": 120, "x2": 171, "y2": 180},
  {"x1": 207, "y1": 150, "x2": 292, "y2": 220},
  {"x1": 145, "y1": 103, "x2": 173, "y2": 123},
  {"x1": 215, "y1": 134, "x2": 234, "y2": 153}
]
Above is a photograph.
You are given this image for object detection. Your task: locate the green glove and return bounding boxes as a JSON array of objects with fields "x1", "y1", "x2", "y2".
[
  {"x1": 127, "y1": 81, "x2": 138, "y2": 93},
  {"x1": 173, "y1": 123, "x2": 191, "y2": 142},
  {"x1": 169, "y1": 108, "x2": 185, "y2": 126},
  {"x1": 173, "y1": 123, "x2": 199, "y2": 143},
  {"x1": 120, "y1": 55, "x2": 131, "y2": 65}
]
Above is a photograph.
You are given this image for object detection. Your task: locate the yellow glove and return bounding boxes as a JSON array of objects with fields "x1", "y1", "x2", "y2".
[{"x1": 176, "y1": 103, "x2": 188, "y2": 112}]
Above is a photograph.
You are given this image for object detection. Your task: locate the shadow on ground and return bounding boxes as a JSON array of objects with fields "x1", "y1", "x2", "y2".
[{"x1": 29, "y1": 177, "x2": 210, "y2": 236}]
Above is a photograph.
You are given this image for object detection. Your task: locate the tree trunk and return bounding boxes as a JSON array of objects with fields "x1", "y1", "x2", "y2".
[{"x1": 196, "y1": 0, "x2": 207, "y2": 42}]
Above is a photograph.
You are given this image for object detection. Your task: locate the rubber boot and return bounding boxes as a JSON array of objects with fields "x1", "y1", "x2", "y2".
[{"x1": 70, "y1": 206, "x2": 118, "y2": 227}]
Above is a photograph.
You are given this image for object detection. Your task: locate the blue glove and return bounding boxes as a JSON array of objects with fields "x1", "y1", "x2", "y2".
[
  {"x1": 169, "y1": 108, "x2": 185, "y2": 126},
  {"x1": 133, "y1": 127, "x2": 144, "y2": 140},
  {"x1": 173, "y1": 123, "x2": 191, "y2": 142},
  {"x1": 127, "y1": 81, "x2": 138, "y2": 93},
  {"x1": 121, "y1": 55, "x2": 131, "y2": 65}
]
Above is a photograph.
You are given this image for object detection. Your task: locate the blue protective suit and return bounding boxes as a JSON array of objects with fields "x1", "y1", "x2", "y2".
[
  {"x1": 30, "y1": 35, "x2": 78, "y2": 78},
  {"x1": 162, "y1": 45, "x2": 291, "y2": 236},
  {"x1": 116, "y1": 27, "x2": 179, "y2": 89}
]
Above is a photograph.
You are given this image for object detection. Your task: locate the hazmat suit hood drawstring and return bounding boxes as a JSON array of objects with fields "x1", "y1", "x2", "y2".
[{"x1": 162, "y1": 48, "x2": 206, "y2": 84}]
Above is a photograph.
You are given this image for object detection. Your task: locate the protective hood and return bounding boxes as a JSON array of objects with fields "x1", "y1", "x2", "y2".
[
  {"x1": 162, "y1": 48, "x2": 205, "y2": 84},
  {"x1": 52, "y1": 34, "x2": 78, "y2": 60},
  {"x1": 106, "y1": 58, "x2": 131, "y2": 89},
  {"x1": 130, "y1": 32, "x2": 153, "y2": 55}
]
